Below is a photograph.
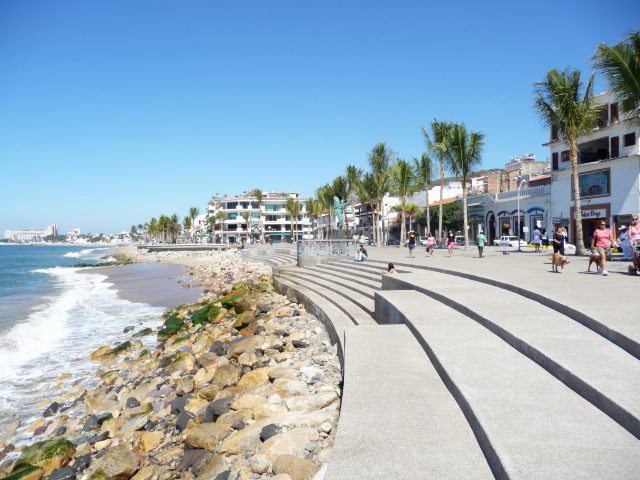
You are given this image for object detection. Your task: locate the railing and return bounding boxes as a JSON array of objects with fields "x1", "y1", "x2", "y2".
[
  {"x1": 297, "y1": 239, "x2": 357, "y2": 267},
  {"x1": 496, "y1": 185, "x2": 550, "y2": 201}
]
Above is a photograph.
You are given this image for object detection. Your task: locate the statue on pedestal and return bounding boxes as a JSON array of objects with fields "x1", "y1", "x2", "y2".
[{"x1": 333, "y1": 196, "x2": 348, "y2": 230}]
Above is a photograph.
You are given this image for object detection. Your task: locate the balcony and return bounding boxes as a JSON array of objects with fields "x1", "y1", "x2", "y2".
[
  {"x1": 578, "y1": 136, "x2": 609, "y2": 164},
  {"x1": 495, "y1": 185, "x2": 550, "y2": 201}
]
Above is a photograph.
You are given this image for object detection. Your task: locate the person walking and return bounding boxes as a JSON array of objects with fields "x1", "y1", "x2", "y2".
[
  {"x1": 552, "y1": 225, "x2": 566, "y2": 256},
  {"x1": 476, "y1": 231, "x2": 486, "y2": 258},
  {"x1": 447, "y1": 230, "x2": 456, "y2": 257},
  {"x1": 426, "y1": 232, "x2": 436, "y2": 257},
  {"x1": 407, "y1": 231, "x2": 416, "y2": 258},
  {"x1": 541, "y1": 228, "x2": 549, "y2": 250},
  {"x1": 591, "y1": 220, "x2": 613, "y2": 276},
  {"x1": 619, "y1": 226, "x2": 632, "y2": 261},
  {"x1": 531, "y1": 226, "x2": 542, "y2": 252}
]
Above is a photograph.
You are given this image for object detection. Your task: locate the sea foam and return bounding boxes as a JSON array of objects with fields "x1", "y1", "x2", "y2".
[{"x1": 0, "y1": 267, "x2": 164, "y2": 436}]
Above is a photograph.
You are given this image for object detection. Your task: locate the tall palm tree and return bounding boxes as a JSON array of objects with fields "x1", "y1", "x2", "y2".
[
  {"x1": 170, "y1": 214, "x2": 180, "y2": 243},
  {"x1": 447, "y1": 123, "x2": 484, "y2": 249},
  {"x1": 423, "y1": 120, "x2": 452, "y2": 243},
  {"x1": 391, "y1": 159, "x2": 415, "y2": 246},
  {"x1": 241, "y1": 211, "x2": 251, "y2": 241},
  {"x1": 593, "y1": 30, "x2": 640, "y2": 125},
  {"x1": 345, "y1": 165, "x2": 362, "y2": 234},
  {"x1": 148, "y1": 217, "x2": 158, "y2": 242},
  {"x1": 413, "y1": 152, "x2": 434, "y2": 235},
  {"x1": 207, "y1": 215, "x2": 216, "y2": 242},
  {"x1": 534, "y1": 69, "x2": 601, "y2": 255},
  {"x1": 254, "y1": 189, "x2": 265, "y2": 244},
  {"x1": 405, "y1": 203, "x2": 421, "y2": 233},
  {"x1": 306, "y1": 198, "x2": 322, "y2": 239},
  {"x1": 215, "y1": 211, "x2": 226, "y2": 242},
  {"x1": 285, "y1": 197, "x2": 300, "y2": 242},
  {"x1": 368, "y1": 142, "x2": 393, "y2": 246},
  {"x1": 316, "y1": 185, "x2": 333, "y2": 239},
  {"x1": 188, "y1": 207, "x2": 199, "y2": 242},
  {"x1": 357, "y1": 172, "x2": 377, "y2": 243},
  {"x1": 183, "y1": 216, "x2": 192, "y2": 240}
]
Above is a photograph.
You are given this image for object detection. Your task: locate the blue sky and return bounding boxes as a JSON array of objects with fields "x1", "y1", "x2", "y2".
[{"x1": 1, "y1": 1, "x2": 637, "y2": 234}]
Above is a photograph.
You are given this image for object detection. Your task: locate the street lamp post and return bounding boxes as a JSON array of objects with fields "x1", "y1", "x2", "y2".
[{"x1": 517, "y1": 176, "x2": 528, "y2": 252}]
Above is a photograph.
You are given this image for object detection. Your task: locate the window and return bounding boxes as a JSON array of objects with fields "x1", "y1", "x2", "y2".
[
  {"x1": 561, "y1": 150, "x2": 569, "y2": 162},
  {"x1": 577, "y1": 169, "x2": 610, "y2": 198},
  {"x1": 552, "y1": 152, "x2": 559, "y2": 171},
  {"x1": 623, "y1": 132, "x2": 636, "y2": 147},
  {"x1": 597, "y1": 105, "x2": 609, "y2": 128},
  {"x1": 611, "y1": 136, "x2": 619, "y2": 158},
  {"x1": 551, "y1": 124, "x2": 558, "y2": 141},
  {"x1": 610, "y1": 102, "x2": 619, "y2": 123}
]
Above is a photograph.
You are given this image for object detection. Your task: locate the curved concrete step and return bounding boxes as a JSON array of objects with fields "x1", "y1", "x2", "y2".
[
  {"x1": 275, "y1": 272, "x2": 375, "y2": 326},
  {"x1": 272, "y1": 275, "x2": 351, "y2": 363},
  {"x1": 279, "y1": 269, "x2": 375, "y2": 317},
  {"x1": 376, "y1": 289, "x2": 640, "y2": 479},
  {"x1": 382, "y1": 272, "x2": 640, "y2": 440},
  {"x1": 326, "y1": 325, "x2": 493, "y2": 480},
  {"x1": 305, "y1": 265, "x2": 382, "y2": 291},
  {"x1": 362, "y1": 257, "x2": 640, "y2": 361},
  {"x1": 300, "y1": 266, "x2": 379, "y2": 299},
  {"x1": 318, "y1": 262, "x2": 385, "y2": 283}
]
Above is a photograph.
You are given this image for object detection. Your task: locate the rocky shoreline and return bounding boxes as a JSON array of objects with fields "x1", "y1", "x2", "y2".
[{"x1": 0, "y1": 251, "x2": 341, "y2": 480}]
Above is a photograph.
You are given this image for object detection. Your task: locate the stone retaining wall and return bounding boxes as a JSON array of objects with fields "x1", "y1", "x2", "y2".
[{"x1": 296, "y1": 240, "x2": 356, "y2": 267}]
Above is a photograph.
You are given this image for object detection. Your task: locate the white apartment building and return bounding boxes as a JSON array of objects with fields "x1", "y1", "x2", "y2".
[
  {"x1": 207, "y1": 191, "x2": 311, "y2": 244},
  {"x1": 547, "y1": 92, "x2": 640, "y2": 245}
]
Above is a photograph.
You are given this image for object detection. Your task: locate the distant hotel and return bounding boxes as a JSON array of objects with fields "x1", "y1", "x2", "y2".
[
  {"x1": 207, "y1": 191, "x2": 310, "y2": 244},
  {"x1": 3, "y1": 224, "x2": 59, "y2": 243}
]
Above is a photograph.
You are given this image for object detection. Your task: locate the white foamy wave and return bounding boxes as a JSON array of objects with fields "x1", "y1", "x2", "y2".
[
  {"x1": 62, "y1": 247, "x2": 109, "y2": 258},
  {"x1": 0, "y1": 267, "x2": 164, "y2": 433}
]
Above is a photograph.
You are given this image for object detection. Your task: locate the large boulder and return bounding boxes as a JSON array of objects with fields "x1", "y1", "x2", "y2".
[
  {"x1": 12, "y1": 439, "x2": 76, "y2": 477},
  {"x1": 259, "y1": 428, "x2": 318, "y2": 462},
  {"x1": 87, "y1": 445, "x2": 140, "y2": 480},
  {"x1": 237, "y1": 367, "x2": 271, "y2": 390},
  {"x1": 227, "y1": 337, "x2": 263, "y2": 358},
  {"x1": 2, "y1": 465, "x2": 45, "y2": 480},
  {"x1": 272, "y1": 455, "x2": 319, "y2": 480},
  {"x1": 185, "y1": 423, "x2": 230, "y2": 450},
  {"x1": 212, "y1": 364, "x2": 241, "y2": 387}
]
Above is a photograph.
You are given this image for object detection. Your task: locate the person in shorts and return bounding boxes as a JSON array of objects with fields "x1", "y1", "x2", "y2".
[
  {"x1": 426, "y1": 232, "x2": 436, "y2": 257},
  {"x1": 531, "y1": 227, "x2": 542, "y2": 252},
  {"x1": 591, "y1": 220, "x2": 613, "y2": 276},
  {"x1": 476, "y1": 231, "x2": 486, "y2": 258},
  {"x1": 407, "y1": 231, "x2": 416, "y2": 258},
  {"x1": 447, "y1": 230, "x2": 456, "y2": 257}
]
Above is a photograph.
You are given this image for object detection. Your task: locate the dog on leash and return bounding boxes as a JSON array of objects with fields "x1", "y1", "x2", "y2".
[
  {"x1": 587, "y1": 253, "x2": 603, "y2": 272},
  {"x1": 551, "y1": 252, "x2": 568, "y2": 273}
]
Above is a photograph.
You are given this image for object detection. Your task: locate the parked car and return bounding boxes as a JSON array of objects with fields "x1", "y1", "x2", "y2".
[
  {"x1": 564, "y1": 243, "x2": 576, "y2": 255},
  {"x1": 386, "y1": 236, "x2": 400, "y2": 246},
  {"x1": 418, "y1": 236, "x2": 428, "y2": 245},
  {"x1": 493, "y1": 235, "x2": 524, "y2": 248}
]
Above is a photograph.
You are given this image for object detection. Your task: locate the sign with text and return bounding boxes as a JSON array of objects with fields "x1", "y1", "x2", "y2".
[{"x1": 581, "y1": 209, "x2": 606, "y2": 219}]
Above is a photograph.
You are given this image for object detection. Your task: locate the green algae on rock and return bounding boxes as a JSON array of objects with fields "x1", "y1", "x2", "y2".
[
  {"x1": 12, "y1": 439, "x2": 75, "y2": 477},
  {"x1": 1, "y1": 465, "x2": 45, "y2": 480}
]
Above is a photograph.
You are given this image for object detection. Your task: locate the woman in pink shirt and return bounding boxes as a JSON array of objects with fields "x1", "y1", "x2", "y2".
[
  {"x1": 629, "y1": 214, "x2": 640, "y2": 244},
  {"x1": 591, "y1": 220, "x2": 614, "y2": 276}
]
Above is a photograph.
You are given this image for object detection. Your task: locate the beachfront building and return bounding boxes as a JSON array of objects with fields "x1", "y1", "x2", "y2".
[
  {"x1": 3, "y1": 229, "x2": 45, "y2": 243},
  {"x1": 207, "y1": 191, "x2": 311, "y2": 244},
  {"x1": 546, "y1": 91, "x2": 640, "y2": 245}
]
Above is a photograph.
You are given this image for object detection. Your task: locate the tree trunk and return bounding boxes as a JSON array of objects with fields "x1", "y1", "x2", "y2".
[
  {"x1": 438, "y1": 161, "x2": 445, "y2": 244},
  {"x1": 462, "y1": 181, "x2": 469, "y2": 250},
  {"x1": 425, "y1": 186, "x2": 430, "y2": 236},
  {"x1": 571, "y1": 146, "x2": 588, "y2": 255},
  {"x1": 379, "y1": 199, "x2": 385, "y2": 246},
  {"x1": 399, "y1": 206, "x2": 406, "y2": 248},
  {"x1": 371, "y1": 209, "x2": 377, "y2": 245}
]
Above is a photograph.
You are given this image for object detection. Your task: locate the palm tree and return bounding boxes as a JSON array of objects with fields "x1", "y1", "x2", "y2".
[
  {"x1": 405, "y1": 203, "x2": 421, "y2": 233},
  {"x1": 207, "y1": 215, "x2": 216, "y2": 242},
  {"x1": 413, "y1": 152, "x2": 434, "y2": 236},
  {"x1": 241, "y1": 211, "x2": 251, "y2": 241},
  {"x1": 391, "y1": 159, "x2": 415, "y2": 246},
  {"x1": 593, "y1": 30, "x2": 640, "y2": 125},
  {"x1": 306, "y1": 198, "x2": 321, "y2": 238},
  {"x1": 447, "y1": 123, "x2": 484, "y2": 249},
  {"x1": 357, "y1": 172, "x2": 377, "y2": 243},
  {"x1": 345, "y1": 165, "x2": 362, "y2": 234},
  {"x1": 170, "y1": 214, "x2": 180, "y2": 243},
  {"x1": 215, "y1": 211, "x2": 226, "y2": 242},
  {"x1": 285, "y1": 197, "x2": 300, "y2": 242},
  {"x1": 188, "y1": 207, "x2": 199, "y2": 241},
  {"x1": 316, "y1": 185, "x2": 333, "y2": 239},
  {"x1": 183, "y1": 216, "x2": 192, "y2": 241},
  {"x1": 368, "y1": 142, "x2": 393, "y2": 246},
  {"x1": 254, "y1": 189, "x2": 265, "y2": 244},
  {"x1": 534, "y1": 69, "x2": 601, "y2": 255},
  {"x1": 423, "y1": 120, "x2": 452, "y2": 244},
  {"x1": 148, "y1": 217, "x2": 158, "y2": 242}
]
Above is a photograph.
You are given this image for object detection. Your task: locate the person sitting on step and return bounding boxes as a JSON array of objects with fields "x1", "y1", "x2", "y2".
[{"x1": 354, "y1": 243, "x2": 368, "y2": 262}]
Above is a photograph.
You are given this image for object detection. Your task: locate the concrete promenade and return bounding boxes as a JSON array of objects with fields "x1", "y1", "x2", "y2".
[{"x1": 263, "y1": 242, "x2": 640, "y2": 479}]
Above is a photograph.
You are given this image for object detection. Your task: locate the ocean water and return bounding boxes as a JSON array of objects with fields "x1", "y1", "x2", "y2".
[{"x1": 0, "y1": 245, "x2": 164, "y2": 437}]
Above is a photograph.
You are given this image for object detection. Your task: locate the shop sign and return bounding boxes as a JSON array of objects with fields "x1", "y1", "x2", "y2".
[{"x1": 581, "y1": 209, "x2": 606, "y2": 219}]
